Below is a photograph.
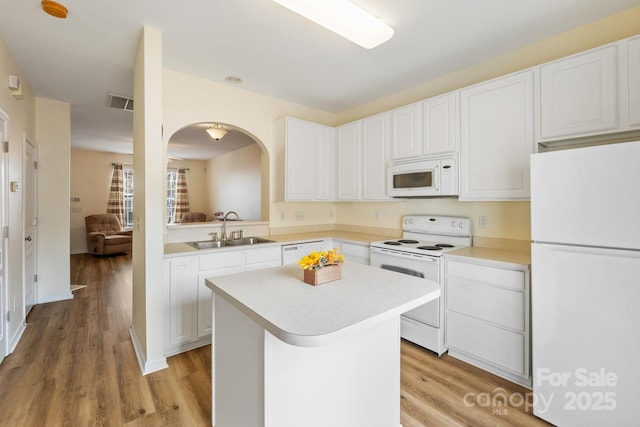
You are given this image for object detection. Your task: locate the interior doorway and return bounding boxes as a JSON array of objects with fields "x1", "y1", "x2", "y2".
[
  {"x1": 24, "y1": 136, "x2": 37, "y2": 315},
  {"x1": 0, "y1": 108, "x2": 8, "y2": 362}
]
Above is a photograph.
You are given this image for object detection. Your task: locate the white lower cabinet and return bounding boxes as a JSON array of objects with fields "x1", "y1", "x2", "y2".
[
  {"x1": 444, "y1": 256, "x2": 531, "y2": 387},
  {"x1": 164, "y1": 245, "x2": 282, "y2": 356},
  {"x1": 244, "y1": 245, "x2": 282, "y2": 270},
  {"x1": 164, "y1": 256, "x2": 198, "y2": 352},
  {"x1": 335, "y1": 240, "x2": 370, "y2": 265}
]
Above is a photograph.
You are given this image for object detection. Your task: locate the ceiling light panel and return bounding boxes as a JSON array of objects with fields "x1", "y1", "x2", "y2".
[{"x1": 272, "y1": 0, "x2": 394, "y2": 49}]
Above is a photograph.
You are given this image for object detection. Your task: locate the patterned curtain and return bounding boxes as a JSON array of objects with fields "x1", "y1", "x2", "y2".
[
  {"x1": 106, "y1": 163, "x2": 125, "y2": 226},
  {"x1": 173, "y1": 168, "x2": 190, "y2": 223}
]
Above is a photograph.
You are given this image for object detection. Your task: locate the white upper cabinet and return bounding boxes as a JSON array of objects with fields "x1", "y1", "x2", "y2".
[
  {"x1": 460, "y1": 70, "x2": 534, "y2": 201},
  {"x1": 284, "y1": 117, "x2": 336, "y2": 201},
  {"x1": 628, "y1": 36, "x2": 640, "y2": 128},
  {"x1": 422, "y1": 92, "x2": 457, "y2": 155},
  {"x1": 391, "y1": 102, "x2": 422, "y2": 159},
  {"x1": 337, "y1": 121, "x2": 362, "y2": 201},
  {"x1": 337, "y1": 113, "x2": 391, "y2": 201},
  {"x1": 539, "y1": 44, "x2": 618, "y2": 140},
  {"x1": 362, "y1": 112, "x2": 391, "y2": 200}
]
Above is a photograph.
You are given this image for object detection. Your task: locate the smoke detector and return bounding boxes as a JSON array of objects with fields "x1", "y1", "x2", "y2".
[{"x1": 42, "y1": 1, "x2": 68, "y2": 19}]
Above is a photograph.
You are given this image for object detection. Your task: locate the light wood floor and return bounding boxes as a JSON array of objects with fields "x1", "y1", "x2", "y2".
[{"x1": 0, "y1": 254, "x2": 552, "y2": 426}]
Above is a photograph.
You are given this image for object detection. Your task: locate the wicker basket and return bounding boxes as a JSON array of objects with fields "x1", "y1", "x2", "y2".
[{"x1": 303, "y1": 264, "x2": 342, "y2": 286}]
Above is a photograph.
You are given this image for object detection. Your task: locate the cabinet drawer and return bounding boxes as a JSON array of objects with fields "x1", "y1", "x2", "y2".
[
  {"x1": 199, "y1": 250, "x2": 244, "y2": 270},
  {"x1": 447, "y1": 277, "x2": 525, "y2": 331},
  {"x1": 341, "y1": 242, "x2": 370, "y2": 258},
  {"x1": 446, "y1": 311, "x2": 525, "y2": 375},
  {"x1": 245, "y1": 246, "x2": 281, "y2": 265},
  {"x1": 447, "y1": 260, "x2": 524, "y2": 290}
]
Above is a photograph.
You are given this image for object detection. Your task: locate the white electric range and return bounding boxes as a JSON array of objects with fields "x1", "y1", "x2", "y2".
[{"x1": 370, "y1": 215, "x2": 472, "y2": 355}]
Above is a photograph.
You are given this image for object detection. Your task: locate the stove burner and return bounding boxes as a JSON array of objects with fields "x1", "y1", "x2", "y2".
[
  {"x1": 383, "y1": 241, "x2": 402, "y2": 246},
  {"x1": 398, "y1": 239, "x2": 419, "y2": 244},
  {"x1": 417, "y1": 246, "x2": 443, "y2": 251},
  {"x1": 435, "y1": 243, "x2": 454, "y2": 248}
]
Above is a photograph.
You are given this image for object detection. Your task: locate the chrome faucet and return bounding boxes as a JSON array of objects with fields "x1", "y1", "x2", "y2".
[{"x1": 221, "y1": 211, "x2": 240, "y2": 241}]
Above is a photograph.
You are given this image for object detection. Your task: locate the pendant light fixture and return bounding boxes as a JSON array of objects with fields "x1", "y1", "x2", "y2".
[
  {"x1": 206, "y1": 124, "x2": 228, "y2": 141},
  {"x1": 272, "y1": 0, "x2": 394, "y2": 49}
]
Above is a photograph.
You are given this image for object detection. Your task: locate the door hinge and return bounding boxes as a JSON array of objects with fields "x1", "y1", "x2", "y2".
[
  {"x1": 2, "y1": 226, "x2": 7, "y2": 239},
  {"x1": 2, "y1": 140, "x2": 7, "y2": 153},
  {"x1": 34, "y1": 161, "x2": 38, "y2": 170},
  {"x1": 34, "y1": 274, "x2": 38, "y2": 283},
  {"x1": 6, "y1": 311, "x2": 9, "y2": 322}
]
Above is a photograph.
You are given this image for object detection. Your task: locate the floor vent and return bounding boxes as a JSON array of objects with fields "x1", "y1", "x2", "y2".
[{"x1": 108, "y1": 93, "x2": 134, "y2": 111}]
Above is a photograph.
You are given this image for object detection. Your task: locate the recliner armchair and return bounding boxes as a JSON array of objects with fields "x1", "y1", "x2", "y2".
[{"x1": 85, "y1": 214, "x2": 132, "y2": 255}]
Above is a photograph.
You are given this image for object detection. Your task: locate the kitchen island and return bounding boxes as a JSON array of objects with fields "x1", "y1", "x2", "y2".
[{"x1": 205, "y1": 262, "x2": 439, "y2": 427}]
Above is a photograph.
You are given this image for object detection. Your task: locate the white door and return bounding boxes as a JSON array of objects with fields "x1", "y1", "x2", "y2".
[
  {"x1": 0, "y1": 108, "x2": 8, "y2": 362},
  {"x1": 532, "y1": 243, "x2": 640, "y2": 426},
  {"x1": 24, "y1": 138, "x2": 37, "y2": 315}
]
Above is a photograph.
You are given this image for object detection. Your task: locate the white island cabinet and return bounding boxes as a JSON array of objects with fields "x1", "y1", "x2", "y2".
[{"x1": 206, "y1": 263, "x2": 439, "y2": 427}]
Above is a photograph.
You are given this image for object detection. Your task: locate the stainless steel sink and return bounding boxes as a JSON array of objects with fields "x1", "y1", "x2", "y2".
[
  {"x1": 225, "y1": 237, "x2": 275, "y2": 246},
  {"x1": 186, "y1": 240, "x2": 229, "y2": 249},
  {"x1": 186, "y1": 237, "x2": 274, "y2": 249}
]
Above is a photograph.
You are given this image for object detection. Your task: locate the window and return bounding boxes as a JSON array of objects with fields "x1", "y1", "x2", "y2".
[
  {"x1": 122, "y1": 167, "x2": 179, "y2": 228},
  {"x1": 123, "y1": 166, "x2": 134, "y2": 229},
  {"x1": 166, "y1": 168, "x2": 178, "y2": 223}
]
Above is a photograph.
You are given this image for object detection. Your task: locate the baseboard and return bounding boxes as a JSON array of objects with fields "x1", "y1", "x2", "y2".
[
  {"x1": 129, "y1": 325, "x2": 168, "y2": 375},
  {"x1": 38, "y1": 292, "x2": 74, "y2": 304},
  {"x1": 8, "y1": 322, "x2": 26, "y2": 354},
  {"x1": 70, "y1": 249, "x2": 88, "y2": 255}
]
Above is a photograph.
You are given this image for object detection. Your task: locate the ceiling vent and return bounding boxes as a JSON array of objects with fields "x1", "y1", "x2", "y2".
[{"x1": 108, "y1": 93, "x2": 134, "y2": 112}]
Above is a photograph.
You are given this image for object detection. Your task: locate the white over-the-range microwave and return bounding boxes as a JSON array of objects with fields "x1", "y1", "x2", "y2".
[{"x1": 387, "y1": 156, "x2": 458, "y2": 198}]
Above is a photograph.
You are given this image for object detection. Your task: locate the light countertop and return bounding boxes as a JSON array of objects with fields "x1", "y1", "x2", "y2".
[
  {"x1": 164, "y1": 230, "x2": 395, "y2": 256},
  {"x1": 446, "y1": 246, "x2": 531, "y2": 266},
  {"x1": 206, "y1": 262, "x2": 439, "y2": 347}
]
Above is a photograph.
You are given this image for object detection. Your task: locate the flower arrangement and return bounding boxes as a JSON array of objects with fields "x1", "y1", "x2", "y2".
[{"x1": 298, "y1": 247, "x2": 345, "y2": 270}]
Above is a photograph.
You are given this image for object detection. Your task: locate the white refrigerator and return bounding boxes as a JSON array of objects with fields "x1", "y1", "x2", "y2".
[{"x1": 531, "y1": 141, "x2": 640, "y2": 426}]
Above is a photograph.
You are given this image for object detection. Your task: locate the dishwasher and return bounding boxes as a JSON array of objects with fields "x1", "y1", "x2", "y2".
[{"x1": 281, "y1": 240, "x2": 327, "y2": 265}]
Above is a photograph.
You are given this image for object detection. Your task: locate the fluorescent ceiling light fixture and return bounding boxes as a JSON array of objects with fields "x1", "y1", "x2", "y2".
[
  {"x1": 206, "y1": 124, "x2": 228, "y2": 140},
  {"x1": 272, "y1": 0, "x2": 394, "y2": 49}
]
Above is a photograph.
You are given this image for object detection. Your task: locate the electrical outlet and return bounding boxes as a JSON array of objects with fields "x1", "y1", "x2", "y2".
[
  {"x1": 328, "y1": 209, "x2": 334, "y2": 219},
  {"x1": 280, "y1": 212, "x2": 285, "y2": 221},
  {"x1": 479, "y1": 216, "x2": 488, "y2": 229},
  {"x1": 375, "y1": 211, "x2": 382, "y2": 221},
  {"x1": 295, "y1": 211, "x2": 305, "y2": 221}
]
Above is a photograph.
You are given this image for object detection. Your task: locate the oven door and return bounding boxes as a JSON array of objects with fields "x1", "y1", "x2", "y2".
[
  {"x1": 370, "y1": 247, "x2": 441, "y2": 327},
  {"x1": 387, "y1": 158, "x2": 441, "y2": 198}
]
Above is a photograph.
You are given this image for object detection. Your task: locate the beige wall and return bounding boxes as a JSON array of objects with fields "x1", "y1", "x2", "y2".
[
  {"x1": 207, "y1": 144, "x2": 262, "y2": 220},
  {"x1": 69, "y1": 149, "x2": 133, "y2": 253},
  {"x1": 0, "y1": 36, "x2": 35, "y2": 346},
  {"x1": 131, "y1": 26, "x2": 167, "y2": 374},
  {"x1": 35, "y1": 98, "x2": 72, "y2": 302},
  {"x1": 161, "y1": 67, "x2": 337, "y2": 236}
]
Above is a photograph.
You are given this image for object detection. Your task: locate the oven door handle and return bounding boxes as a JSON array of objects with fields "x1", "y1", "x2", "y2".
[{"x1": 370, "y1": 247, "x2": 439, "y2": 262}]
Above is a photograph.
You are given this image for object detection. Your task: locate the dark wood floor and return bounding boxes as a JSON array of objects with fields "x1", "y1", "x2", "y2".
[{"x1": 0, "y1": 253, "x2": 551, "y2": 426}]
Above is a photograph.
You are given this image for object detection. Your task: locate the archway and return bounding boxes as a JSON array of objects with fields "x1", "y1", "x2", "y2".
[{"x1": 166, "y1": 122, "x2": 270, "y2": 223}]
